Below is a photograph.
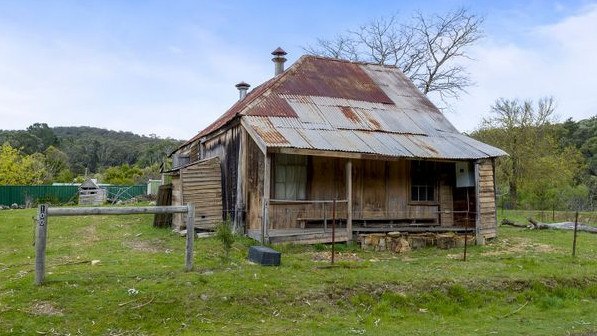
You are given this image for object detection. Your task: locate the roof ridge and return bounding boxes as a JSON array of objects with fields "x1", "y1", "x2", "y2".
[{"x1": 301, "y1": 54, "x2": 400, "y2": 69}]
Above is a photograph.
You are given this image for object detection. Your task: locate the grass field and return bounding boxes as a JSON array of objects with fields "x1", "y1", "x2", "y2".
[{"x1": 0, "y1": 208, "x2": 596, "y2": 335}]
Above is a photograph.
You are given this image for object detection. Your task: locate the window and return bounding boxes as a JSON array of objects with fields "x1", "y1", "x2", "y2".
[
  {"x1": 411, "y1": 160, "x2": 436, "y2": 202},
  {"x1": 274, "y1": 154, "x2": 307, "y2": 200}
]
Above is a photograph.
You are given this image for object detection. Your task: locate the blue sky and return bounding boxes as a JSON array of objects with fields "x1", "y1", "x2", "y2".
[{"x1": 0, "y1": 0, "x2": 595, "y2": 139}]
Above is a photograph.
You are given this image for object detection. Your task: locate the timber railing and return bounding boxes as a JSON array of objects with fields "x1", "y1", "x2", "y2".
[{"x1": 34, "y1": 203, "x2": 195, "y2": 285}]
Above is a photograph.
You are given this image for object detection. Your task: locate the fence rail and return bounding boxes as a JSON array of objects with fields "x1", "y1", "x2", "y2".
[{"x1": 35, "y1": 204, "x2": 195, "y2": 285}]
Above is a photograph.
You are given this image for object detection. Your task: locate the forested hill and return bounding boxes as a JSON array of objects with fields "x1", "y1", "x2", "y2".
[{"x1": 0, "y1": 124, "x2": 184, "y2": 175}]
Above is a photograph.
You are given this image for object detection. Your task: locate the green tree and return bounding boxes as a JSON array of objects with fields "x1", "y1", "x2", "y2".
[
  {"x1": 0, "y1": 143, "x2": 47, "y2": 184},
  {"x1": 26, "y1": 123, "x2": 58, "y2": 151},
  {"x1": 473, "y1": 97, "x2": 583, "y2": 209},
  {"x1": 7, "y1": 131, "x2": 43, "y2": 155},
  {"x1": 44, "y1": 145, "x2": 71, "y2": 181},
  {"x1": 102, "y1": 164, "x2": 143, "y2": 185}
]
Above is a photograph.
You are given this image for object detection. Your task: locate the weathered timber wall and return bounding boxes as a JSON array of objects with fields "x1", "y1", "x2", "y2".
[
  {"x1": 476, "y1": 158, "x2": 497, "y2": 239},
  {"x1": 180, "y1": 157, "x2": 223, "y2": 229},
  {"x1": 267, "y1": 156, "x2": 455, "y2": 230},
  {"x1": 246, "y1": 135, "x2": 264, "y2": 231},
  {"x1": 202, "y1": 125, "x2": 241, "y2": 222},
  {"x1": 439, "y1": 164, "x2": 455, "y2": 227},
  {"x1": 171, "y1": 175, "x2": 183, "y2": 229}
]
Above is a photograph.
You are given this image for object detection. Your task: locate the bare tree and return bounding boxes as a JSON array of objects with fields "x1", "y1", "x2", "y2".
[{"x1": 304, "y1": 8, "x2": 483, "y2": 100}]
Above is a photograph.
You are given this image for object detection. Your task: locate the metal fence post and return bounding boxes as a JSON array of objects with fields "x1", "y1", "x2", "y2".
[{"x1": 35, "y1": 204, "x2": 48, "y2": 285}]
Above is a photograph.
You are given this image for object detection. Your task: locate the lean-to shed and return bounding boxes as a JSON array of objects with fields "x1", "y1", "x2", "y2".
[{"x1": 78, "y1": 179, "x2": 106, "y2": 206}]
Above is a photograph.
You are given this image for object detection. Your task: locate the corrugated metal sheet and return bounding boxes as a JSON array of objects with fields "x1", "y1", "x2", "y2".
[
  {"x1": 0, "y1": 185, "x2": 146, "y2": 206},
  {"x1": 277, "y1": 57, "x2": 394, "y2": 104},
  {"x1": 182, "y1": 55, "x2": 506, "y2": 160},
  {"x1": 282, "y1": 94, "x2": 429, "y2": 135},
  {"x1": 243, "y1": 116, "x2": 506, "y2": 159}
]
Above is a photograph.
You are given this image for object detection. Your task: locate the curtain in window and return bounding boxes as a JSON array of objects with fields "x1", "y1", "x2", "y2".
[{"x1": 274, "y1": 154, "x2": 307, "y2": 200}]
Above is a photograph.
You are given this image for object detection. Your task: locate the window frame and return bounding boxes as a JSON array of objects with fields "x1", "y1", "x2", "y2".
[
  {"x1": 409, "y1": 160, "x2": 438, "y2": 204},
  {"x1": 272, "y1": 154, "x2": 308, "y2": 200}
]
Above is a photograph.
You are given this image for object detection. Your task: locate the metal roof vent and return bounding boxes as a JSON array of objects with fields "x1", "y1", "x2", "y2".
[
  {"x1": 271, "y1": 47, "x2": 287, "y2": 76},
  {"x1": 235, "y1": 81, "x2": 251, "y2": 100}
]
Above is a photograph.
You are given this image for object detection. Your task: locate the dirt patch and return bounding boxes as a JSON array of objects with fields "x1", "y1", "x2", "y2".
[
  {"x1": 311, "y1": 251, "x2": 362, "y2": 262},
  {"x1": 29, "y1": 301, "x2": 63, "y2": 316},
  {"x1": 122, "y1": 239, "x2": 162, "y2": 253},
  {"x1": 481, "y1": 238, "x2": 556, "y2": 256}
]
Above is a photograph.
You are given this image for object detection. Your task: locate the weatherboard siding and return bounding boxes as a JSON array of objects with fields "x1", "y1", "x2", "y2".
[{"x1": 476, "y1": 159, "x2": 497, "y2": 240}]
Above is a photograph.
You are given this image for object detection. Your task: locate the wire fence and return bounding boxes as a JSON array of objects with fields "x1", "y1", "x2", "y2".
[{"x1": 498, "y1": 208, "x2": 596, "y2": 226}]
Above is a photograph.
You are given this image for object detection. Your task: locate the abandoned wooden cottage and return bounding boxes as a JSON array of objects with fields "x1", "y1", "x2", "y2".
[{"x1": 167, "y1": 48, "x2": 507, "y2": 245}]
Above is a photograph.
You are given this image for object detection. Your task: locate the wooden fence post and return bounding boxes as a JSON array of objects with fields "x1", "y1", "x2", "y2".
[
  {"x1": 572, "y1": 211, "x2": 579, "y2": 257},
  {"x1": 35, "y1": 204, "x2": 48, "y2": 285},
  {"x1": 185, "y1": 203, "x2": 195, "y2": 271}
]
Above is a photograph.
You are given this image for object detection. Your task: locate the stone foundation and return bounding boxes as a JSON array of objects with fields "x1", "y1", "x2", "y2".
[{"x1": 359, "y1": 232, "x2": 475, "y2": 253}]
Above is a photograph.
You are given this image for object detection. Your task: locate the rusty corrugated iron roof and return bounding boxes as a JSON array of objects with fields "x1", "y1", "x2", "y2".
[
  {"x1": 243, "y1": 116, "x2": 506, "y2": 159},
  {"x1": 182, "y1": 55, "x2": 506, "y2": 159}
]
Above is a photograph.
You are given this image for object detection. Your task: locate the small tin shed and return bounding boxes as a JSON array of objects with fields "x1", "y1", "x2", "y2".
[{"x1": 79, "y1": 179, "x2": 106, "y2": 206}]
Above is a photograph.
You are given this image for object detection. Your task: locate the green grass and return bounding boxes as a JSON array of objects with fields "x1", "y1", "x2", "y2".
[{"x1": 0, "y1": 209, "x2": 596, "y2": 335}]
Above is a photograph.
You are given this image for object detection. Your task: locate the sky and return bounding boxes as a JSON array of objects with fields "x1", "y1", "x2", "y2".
[{"x1": 0, "y1": 0, "x2": 595, "y2": 140}]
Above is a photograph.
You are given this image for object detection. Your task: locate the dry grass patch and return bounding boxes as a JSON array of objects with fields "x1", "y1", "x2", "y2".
[
  {"x1": 29, "y1": 301, "x2": 63, "y2": 316},
  {"x1": 311, "y1": 251, "x2": 362, "y2": 262},
  {"x1": 122, "y1": 239, "x2": 163, "y2": 253},
  {"x1": 481, "y1": 237, "x2": 556, "y2": 256}
]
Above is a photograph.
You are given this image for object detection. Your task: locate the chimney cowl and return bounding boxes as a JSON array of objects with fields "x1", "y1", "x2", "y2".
[
  {"x1": 271, "y1": 47, "x2": 287, "y2": 56},
  {"x1": 235, "y1": 81, "x2": 251, "y2": 100},
  {"x1": 271, "y1": 47, "x2": 287, "y2": 76}
]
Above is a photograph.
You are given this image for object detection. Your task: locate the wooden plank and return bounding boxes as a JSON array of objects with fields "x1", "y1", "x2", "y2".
[
  {"x1": 474, "y1": 161, "x2": 482, "y2": 244},
  {"x1": 153, "y1": 184, "x2": 173, "y2": 227},
  {"x1": 262, "y1": 154, "x2": 271, "y2": 242},
  {"x1": 439, "y1": 165, "x2": 454, "y2": 227},
  {"x1": 234, "y1": 127, "x2": 246, "y2": 233},
  {"x1": 181, "y1": 157, "x2": 223, "y2": 229},
  {"x1": 247, "y1": 137, "x2": 263, "y2": 231},
  {"x1": 185, "y1": 203, "x2": 194, "y2": 271},
  {"x1": 346, "y1": 159, "x2": 353, "y2": 241},
  {"x1": 268, "y1": 232, "x2": 349, "y2": 245},
  {"x1": 479, "y1": 196, "x2": 496, "y2": 203},
  {"x1": 48, "y1": 206, "x2": 188, "y2": 216},
  {"x1": 491, "y1": 158, "x2": 498, "y2": 236},
  {"x1": 275, "y1": 147, "x2": 364, "y2": 159},
  {"x1": 353, "y1": 226, "x2": 474, "y2": 233}
]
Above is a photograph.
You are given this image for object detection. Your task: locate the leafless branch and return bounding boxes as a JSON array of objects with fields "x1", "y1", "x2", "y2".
[{"x1": 304, "y1": 8, "x2": 484, "y2": 101}]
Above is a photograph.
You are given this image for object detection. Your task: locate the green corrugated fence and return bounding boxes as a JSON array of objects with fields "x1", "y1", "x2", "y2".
[{"x1": 0, "y1": 185, "x2": 146, "y2": 206}]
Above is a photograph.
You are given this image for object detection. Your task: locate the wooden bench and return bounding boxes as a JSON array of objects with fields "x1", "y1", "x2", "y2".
[
  {"x1": 296, "y1": 217, "x2": 347, "y2": 229},
  {"x1": 296, "y1": 217, "x2": 438, "y2": 229}
]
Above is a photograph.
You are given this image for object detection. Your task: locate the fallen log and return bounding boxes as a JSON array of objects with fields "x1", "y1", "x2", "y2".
[
  {"x1": 527, "y1": 218, "x2": 550, "y2": 230},
  {"x1": 501, "y1": 217, "x2": 597, "y2": 234},
  {"x1": 501, "y1": 219, "x2": 528, "y2": 228},
  {"x1": 527, "y1": 218, "x2": 597, "y2": 234}
]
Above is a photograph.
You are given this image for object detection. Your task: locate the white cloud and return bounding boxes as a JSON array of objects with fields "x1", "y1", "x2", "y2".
[
  {"x1": 446, "y1": 4, "x2": 597, "y2": 132},
  {"x1": 0, "y1": 24, "x2": 271, "y2": 139}
]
